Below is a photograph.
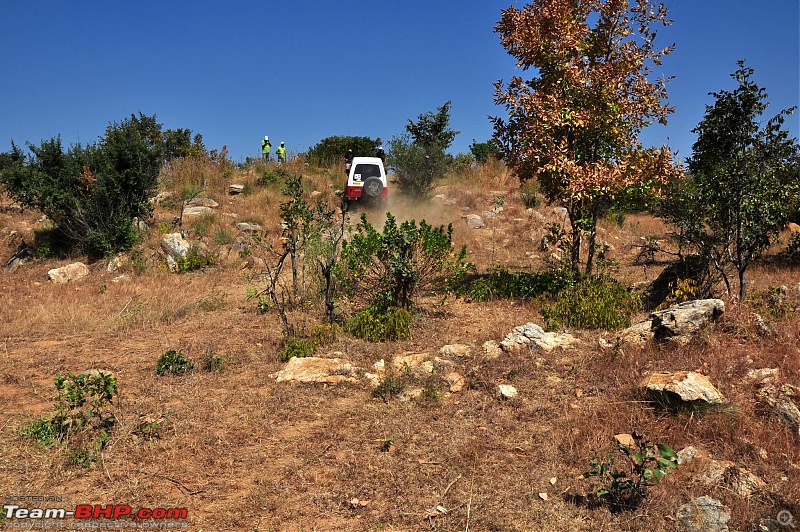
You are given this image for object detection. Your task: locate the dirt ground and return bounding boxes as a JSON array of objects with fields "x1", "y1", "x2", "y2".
[{"x1": 1, "y1": 162, "x2": 799, "y2": 531}]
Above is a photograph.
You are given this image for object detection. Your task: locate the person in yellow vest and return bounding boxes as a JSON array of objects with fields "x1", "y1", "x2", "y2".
[
  {"x1": 261, "y1": 136, "x2": 271, "y2": 162},
  {"x1": 276, "y1": 141, "x2": 287, "y2": 164}
]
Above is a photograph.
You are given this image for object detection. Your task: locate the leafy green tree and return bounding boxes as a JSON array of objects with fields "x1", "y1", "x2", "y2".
[
  {"x1": 387, "y1": 134, "x2": 450, "y2": 197},
  {"x1": 306, "y1": 135, "x2": 379, "y2": 167},
  {"x1": 469, "y1": 139, "x2": 501, "y2": 163},
  {"x1": 661, "y1": 61, "x2": 800, "y2": 299},
  {"x1": 492, "y1": 0, "x2": 682, "y2": 275},
  {"x1": 0, "y1": 113, "x2": 164, "y2": 258},
  {"x1": 406, "y1": 101, "x2": 459, "y2": 152},
  {"x1": 163, "y1": 128, "x2": 206, "y2": 160},
  {"x1": 388, "y1": 102, "x2": 459, "y2": 197}
]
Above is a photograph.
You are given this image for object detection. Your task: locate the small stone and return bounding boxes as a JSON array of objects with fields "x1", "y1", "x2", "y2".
[
  {"x1": 614, "y1": 433, "x2": 636, "y2": 448},
  {"x1": 538, "y1": 493, "x2": 548, "y2": 501},
  {"x1": 498, "y1": 384, "x2": 518, "y2": 400}
]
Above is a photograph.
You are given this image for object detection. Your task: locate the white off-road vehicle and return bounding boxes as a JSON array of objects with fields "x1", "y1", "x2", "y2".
[{"x1": 344, "y1": 156, "x2": 388, "y2": 206}]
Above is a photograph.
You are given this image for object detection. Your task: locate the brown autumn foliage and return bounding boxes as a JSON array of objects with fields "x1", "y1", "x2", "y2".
[{"x1": 492, "y1": 0, "x2": 684, "y2": 275}]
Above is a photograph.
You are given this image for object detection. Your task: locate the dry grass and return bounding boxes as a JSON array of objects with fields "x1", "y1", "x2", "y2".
[{"x1": 1, "y1": 163, "x2": 799, "y2": 531}]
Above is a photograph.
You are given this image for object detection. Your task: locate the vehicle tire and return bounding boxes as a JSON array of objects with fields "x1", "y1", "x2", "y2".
[{"x1": 362, "y1": 177, "x2": 383, "y2": 198}]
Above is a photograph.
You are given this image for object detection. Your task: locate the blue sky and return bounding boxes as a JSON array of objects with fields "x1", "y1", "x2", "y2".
[{"x1": 1, "y1": 1, "x2": 797, "y2": 164}]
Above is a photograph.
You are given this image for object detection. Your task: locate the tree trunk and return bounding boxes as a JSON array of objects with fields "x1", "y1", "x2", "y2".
[{"x1": 585, "y1": 202, "x2": 599, "y2": 275}]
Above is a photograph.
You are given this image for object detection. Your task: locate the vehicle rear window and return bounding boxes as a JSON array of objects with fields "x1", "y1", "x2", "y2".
[{"x1": 353, "y1": 164, "x2": 382, "y2": 179}]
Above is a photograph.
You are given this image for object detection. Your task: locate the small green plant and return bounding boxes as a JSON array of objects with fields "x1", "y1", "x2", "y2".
[
  {"x1": 245, "y1": 288, "x2": 271, "y2": 314},
  {"x1": 19, "y1": 417, "x2": 60, "y2": 446},
  {"x1": 19, "y1": 371, "x2": 118, "y2": 466},
  {"x1": 377, "y1": 434, "x2": 394, "y2": 452},
  {"x1": 749, "y1": 285, "x2": 797, "y2": 321},
  {"x1": 541, "y1": 275, "x2": 640, "y2": 330},
  {"x1": 132, "y1": 412, "x2": 171, "y2": 441},
  {"x1": 279, "y1": 337, "x2": 317, "y2": 362},
  {"x1": 156, "y1": 221, "x2": 173, "y2": 234},
  {"x1": 68, "y1": 447, "x2": 98, "y2": 468},
  {"x1": 201, "y1": 348, "x2": 225, "y2": 372},
  {"x1": 345, "y1": 305, "x2": 412, "y2": 342},
  {"x1": 192, "y1": 213, "x2": 217, "y2": 238},
  {"x1": 175, "y1": 245, "x2": 215, "y2": 273},
  {"x1": 278, "y1": 324, "x2": 340, "y2": 362},
  {"x1": 213, "y1": 227, "x2": 234, "y2": 245},
  {"x1": 130, "y1": 250, "x2": 148, "y2": 274},
  {"x1": 155, "y1": 349, "x2": 194, "y2": 376},
  {"x1": 257, "y1": 168, "x2": 287, "y2": 186},
  {"x1": 779, "y1": 232, "x2": 800, "y2": 265},
  {"x1": 656, "y1": 278, "x2": 701, "y2": 310},
  {"x1": 580, "y1": 432, "x2": 678, "y2": 512},
  {"x1": 372, "y1": 369, "x2": 408, "y2": 403},
  {"x1": 519, "y1": 181, "x2": 541, "y2": 208}
]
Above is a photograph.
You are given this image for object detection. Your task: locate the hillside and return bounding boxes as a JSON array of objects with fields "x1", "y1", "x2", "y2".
[{"x1": 1, "y1": 157, "x2": 799, "y2": 531}]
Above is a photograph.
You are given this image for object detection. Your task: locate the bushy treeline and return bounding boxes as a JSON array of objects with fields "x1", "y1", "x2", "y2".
[{"x1": 0, "y1": 113, "x2": 206, "y2": 258}]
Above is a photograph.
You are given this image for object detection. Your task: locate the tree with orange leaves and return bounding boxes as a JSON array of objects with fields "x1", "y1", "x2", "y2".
[{"x1": 492, "y1": 0, "x2": 683, "y2": 274}]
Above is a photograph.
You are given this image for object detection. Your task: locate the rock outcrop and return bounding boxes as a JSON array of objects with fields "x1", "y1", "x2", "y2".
[
  {"x1": 48, "y1": 262, "x2": 90, "y2": 283},
  {"x1": 500, "y1": 323, "x2": 580, "y2": 352},
  {"x1": 639, "y1": 371, "x2": 725, "y2": 409},
  {"x1": 620, "y1": 299, "x2": 724, "y2": 346}
]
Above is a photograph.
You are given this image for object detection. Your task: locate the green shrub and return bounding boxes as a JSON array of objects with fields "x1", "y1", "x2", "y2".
[
  {"x1": 541, "y1": 276, "x2": 640, "y2": 330},
  {"x1": 457, "y1": 269, "x2": 572, "y2": 302},
  {"x1": 214, "y1": 227, "x2": 234, "y2": 245},
  {"x1": 346, "y1": 305, "x2": 412, "y2": 342},
  {"x1": 580, "y1": 432, "x2": 678, "y2": 512},
  {"x1": 201, "y1": 350, "x2": 225, "y2": 372},
  {"x1": 192, "y1": 213, "x2": 217, "y2": 237},
  {"x1": 257, "y1": 167, "x2": 288, "y2": 186},
  {"x1": 519, "y1": 180, "x2": 541, "y2": 208},
  {"x1": 0, "y1": 113, "x2": 165, "y2": 258},
  {"x1": 278, "y1": 324, "x2": 340, "y2": 362},
  {"x1": 155, "y1": 349, "x2": 194, "y2": 376},
  {"x1": 469, "y1": 139, "x2": 501, "y2": 163},
  {"x1": 779, "y1": 232, "x2": 800, "y2": 265},
  {"x1": 372, "y1": 369, "x2": 408, "y2": 403},
  {"x1": 339, "y1": 213, "x2": 470, "y2": 310},
  {"x1": 176, "y1": 245, "x2": 215, "y2": 273},
  {"x1": 19, "y1": 371, "x2": 118, "y2": 465},
  {"x1": 279, "y1": 337, "x2": 317, "y2": 362},
  {"x1": 306, "y1": 135, "x2": 379, "y2": 167},
  {"x1": 749, "y1": 285, "x2": 798, "y2": 321}
]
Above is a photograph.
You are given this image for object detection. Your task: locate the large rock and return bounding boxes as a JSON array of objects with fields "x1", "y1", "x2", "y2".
[
  {"x1": 270, "y1": 356, "x2": 361, "y2": 385},
  {"x1": 639, "y1": 371, "x2": 725, "y2": 409},
  {"x1": 500, "y1": 323, "x2": 580, "y2": 352},
  {"x1": 186, "y1": 197, "x2": 219, "y2": 208},
  {"x1": 464, "y1": 214, "x2": 485, "y2": 229},
  {"x1": 756, "y1": 384, "x2": 800, "y2": 436},
  {"x1": 236, "y1": 222, "x2": 262, "y2": 233},
  {"x1": 676, "y1": 496, "x2": 730, "y2": 532},
  {"x1": 183, "y1": 206, "x2": 215, "y2": 217},
  {"x1": 161, "y1": 233, "x2": 190, "y2": 259},
  {"x1": 48, "y1": 262, "x2": 90, "y2": 284},
  {"x1": 620, "y1": 299, "x2": 725, "y2": 346},
  {"x1": 678, "y1": 446, "x2": 765, "y2": 496}
]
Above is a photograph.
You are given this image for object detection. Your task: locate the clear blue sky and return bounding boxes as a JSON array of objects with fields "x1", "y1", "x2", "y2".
[{"x1": 1, "y1": 1, "x2": 797, "y2": 164}]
